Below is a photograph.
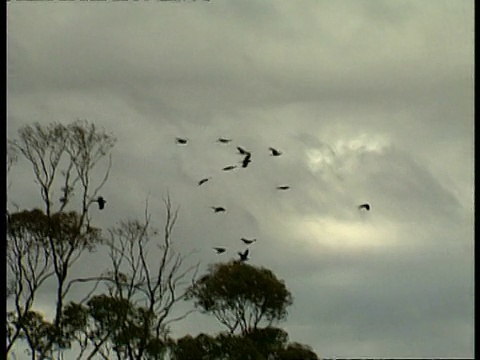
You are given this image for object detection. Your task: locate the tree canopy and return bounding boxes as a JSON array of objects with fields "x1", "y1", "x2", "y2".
[{"x1": 186, "y1": 261, "x2": 293, "y2": 335}]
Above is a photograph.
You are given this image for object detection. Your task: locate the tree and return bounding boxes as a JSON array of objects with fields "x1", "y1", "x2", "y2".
[
  {"x1": 243, "y1": 327, "x2": 289, "y2": 358},
  {"x1": 171, "y1": 332, "x2": 263, "y2": 360},
  {"x1": 172, "y1": 333, "x2": 219, "y2": 360},
  {"x1": 183, "y1": 262, "x2": 319, "y2": 359},
  {"x1": 7, "y1": 120, "x2": 116, "y2": 359},
  {"x1": 276, "y1": 342, "x2": 319, "y2": 360},
  {"x1": 6, "y1": 209, "x2": 103, "y2": 357},
  {"x1": 61, "y1": 295, "x2": 170, "y2": 360},
  {"x1": 61, "y1": 196, "x2": 199, "y2": 360},
  {"x1": 186, "y1": 261, "x2": 293, "y2": 335},
  {"x1": 171, "y1": 327, "x2": 319, "y2": 360}
]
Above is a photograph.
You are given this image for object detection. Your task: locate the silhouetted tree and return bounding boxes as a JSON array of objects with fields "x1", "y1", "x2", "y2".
[
  {"x1": 7, "y1": 120, "x2": 115, "y2": 359},
  {"x1": 7, "y1": 209, "x2": 103, "y2": 358},
  {"x1": 186, "y1": 261, "x2": 293, "y2": 335},
  {"x1": 277, "y1": 342, "x2": 319, "y2": 360},
  {"x1": 171, "y1": 327, "x2": 318, "y2": 360},
  {"x1": 182, "y1": 262, "x2": 320, "y2": 359},
  {"x1": 59, "y1": 195, "x2": 199, "y2": 360},
  {"x1": 172, "y1": 333, "x2": 219, "y2": 360}
]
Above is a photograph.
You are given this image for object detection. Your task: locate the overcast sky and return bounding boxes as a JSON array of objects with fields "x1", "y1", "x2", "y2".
[{"x1": 7, "y1": 1, "x2": 474, "y2": 359}]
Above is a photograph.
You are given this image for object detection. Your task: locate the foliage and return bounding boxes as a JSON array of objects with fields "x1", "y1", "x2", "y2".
[
  {"x1": 7, "y1": 120, "x2": 115, "y2": 359},
  {"x1": 172, "y1": 333, "x2": 219, "y2": 360},
  {"x1": 186, "y1": 261, "x2": 293, "y2": 334},
  {"x1": 171, "y1": 328, "x2": 318, "y2": 360},
  {"x1": 276, "y1": 342, "x2": 319, "y2": 360}
]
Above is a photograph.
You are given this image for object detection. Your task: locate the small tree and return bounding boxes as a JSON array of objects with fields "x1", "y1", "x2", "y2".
[
  {"x1": 60, "y1": 195, "x2": 199, "y2": 360},
  {"x1": 7, "y1": 120, "x2": 116, "y2": 359},
  {"x1": 186, "y1": 262, "x2": 293, "y2": 335},
  {"x1": 6, "y1": 209, "x2": 103, "y2": 357},
  {"x1": 184, "y1": 262, "x2": 320, "y2": 359}
]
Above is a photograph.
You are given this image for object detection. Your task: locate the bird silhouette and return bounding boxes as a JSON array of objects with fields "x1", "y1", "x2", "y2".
[
  {"x1": 198, "y1": 177, "x2": 211, "y2": 186},
  {"x1": 211, "y1": 206, "x2": 226, "y2": 213},
  {"x1": 222, "y1": 165, "x2": 237, "y2": 171},
  {"x1": 241, "y1": 237, "x2": 256, "y2": 245},
  {"x1": 236, "y1": 146, "x2": 250, "y2": 155},
  {"x1": 217, "y1": 138, "x2": 232, "y2": 144},
  {"x1": 213, "y1": 247, "x2": 227, "y2": 254},
  {"x1": 175, "y1": 137, "x2": 188, "y2": 145},
  {"x1": 94, "y1": 196, "x2": 107, "y2": 210},
  {"x1": 238, "y1": 249, "x2": 249, "y2": 262},
  {"x1": 241, "y1": 153, "x2": 252, "y2": 168},
  {"x1": 276, "y1": 185, "x2": 290, "y2": 190},
  {"x1": 269, "y1": 147, "x2": 282, "y2": 156},
  {"x1": 358, "y1": 203, "x2": 370, "y2": 211}
]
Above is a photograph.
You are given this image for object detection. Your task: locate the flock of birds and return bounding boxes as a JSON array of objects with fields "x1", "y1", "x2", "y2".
[
  {"x1": 175, "y1": 136, "x2": 291, "y2": 263},
  {"x1": 90, "y1": 136, "x2": 370, "y2": 264},
  {"x1": 187, "y1": 137, "x2": 290, "y2": 192}
]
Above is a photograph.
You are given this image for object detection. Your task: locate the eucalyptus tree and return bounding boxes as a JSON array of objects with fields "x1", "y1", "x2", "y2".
[
  {"x1": 62, "y1": 195, "x2": 199, "y2": 360},
  {"x1": 7, "y1": 120, "x2": 116, "y2": 359},
  {"x1": 182, "y1": 262, "x2": 319, "y2": 359},
  {"x1": 186, "y1": 261, "x2": 293, "y2": 335}
]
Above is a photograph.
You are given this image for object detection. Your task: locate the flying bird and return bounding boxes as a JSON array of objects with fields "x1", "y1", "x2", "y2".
[
  {"x1": 198, "y1": 177, "x2": 211, "y2": 186},
  {"x1": 211, "y1": 206, "x2": 226, "y2": 213},
  {"x1": 240, "y1": 237, "x2": 256, "y2": 245},
  {"x1": 213, "y1": 247, "x2": 227, "y2": 254},
  {"x1": 94, "y1": 196, "x2": 106, "y2": 210},
  {"x1": 175, "y1": 137, "x2": 188, "y2": 145},
  {"x1": 276, "y1": 185, "x2": 290, "y2": 190},
  {"x1": 269, "y1": 147, "x2": 282, "y2": 156},
  {"x1": 238, "y1": 249, "x2": 249, "y2": 262},
  {"x1": 358, "y1": 203, "x2": 370, "y2": 211},
  {"x1": 222, "y1": 165, "x2": 237, "y2": 171},
  {"x1": 241, "y1": 153, "x2": 252, "y2": 168},
  {"x1": 217, "y1": 138, "x2": 232, "y2": 144},
  {"x1": 236, "y1": 146, "x2": 250, "y2": 155}
]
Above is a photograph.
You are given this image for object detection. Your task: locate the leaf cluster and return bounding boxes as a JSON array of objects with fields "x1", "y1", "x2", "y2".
[
  {"x1": 186, "y1": 261, "x2": 293, "y2": 333},
  {"x1": 172, "y1": 327, "x2": 319, "y2": 360}
]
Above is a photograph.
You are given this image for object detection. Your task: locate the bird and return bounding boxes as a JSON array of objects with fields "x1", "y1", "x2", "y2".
[
  {"x1": 217, "y1": 138, "x2": 232, "y2": 144},
  {"x1": 222, "y1": 165, "x2": 237, "y2": 171},
  {"x1": 175, "y1": 137, "x2": 188, "y2": 145},
  {"x1": 94, "y1": 196, "x2": 106, "y2": 210},
  {"x1": 240, "y1": 237, "x2": 256, "y2": 245},
  {"x1": 276, "y1": 185, "x2": 290, "y2": 190},
  {"x1": 241, "y1": 153, "x2": 252, "y2": 168},
  {"x1": 211, "y1": 206, "x2": 226, "y2": 213},
  {"x1": 268, "y1": 147, "x2": 282, "y2": 156},
  {"x1": 213, "y1": 247, "x2": 227, "y2": 254},
  {"x1": 236, "y1": 146, "x2": 250, "y2": 155},
  {"x1": 358, "y1": 203, "x2": 370, "y2": 211},
  {"x1": 238, "y1": 249, "x2": 249, "y2": 262},
  {"x1": 198, "y1": 177, "x2": 211, "y2": 186}
]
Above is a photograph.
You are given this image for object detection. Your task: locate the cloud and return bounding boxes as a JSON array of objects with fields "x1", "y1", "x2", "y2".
[{"x1": 7, "y1": 1, "x2": 473, "y2": 358}]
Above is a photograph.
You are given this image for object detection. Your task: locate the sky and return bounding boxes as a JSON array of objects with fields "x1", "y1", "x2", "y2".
[{"x1": 6, "y1": 1, "x2": 474, "y2": 359}]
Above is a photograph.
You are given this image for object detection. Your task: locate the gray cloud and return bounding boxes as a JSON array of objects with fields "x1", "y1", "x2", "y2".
[{"x1": 7, "y1": 1, "x2": 473, "y2": 358}]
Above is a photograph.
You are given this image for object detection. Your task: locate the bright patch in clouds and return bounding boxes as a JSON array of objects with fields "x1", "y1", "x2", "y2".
[
  {"x1": 306, "y1": 133, "x2": 391, "y2": 174},
  {"x1": 297, "y1": 216, "x2": 398, "y2": 250}
]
